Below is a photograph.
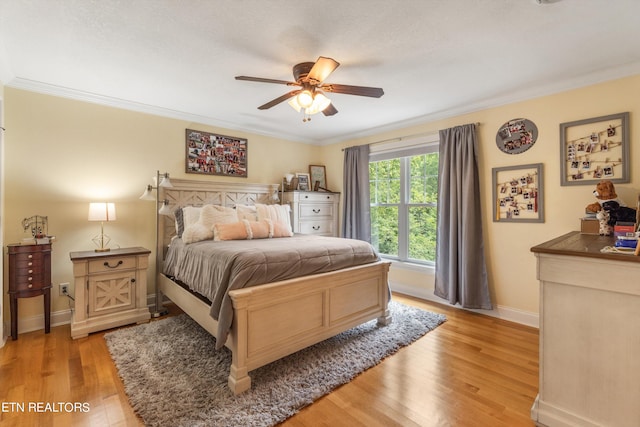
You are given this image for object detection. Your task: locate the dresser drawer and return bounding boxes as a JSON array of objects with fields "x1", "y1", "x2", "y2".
[
  {"x1": 297, "y1": 192, "x2": 339, "y2": 203},
  {"x1": 89, "y1": 256, "x2": 137, "y2": 273},
  {"x1": 299, "y1": 203, "x2": 335, "y2": 219},
  {"x1": 299, "y1": 220, "x2": 335, "y2": 236}
]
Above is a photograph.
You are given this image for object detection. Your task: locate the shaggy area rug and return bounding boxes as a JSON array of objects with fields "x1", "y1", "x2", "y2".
[{"x1": 104, "y1": 301, "x2": 446, "y2": 427}]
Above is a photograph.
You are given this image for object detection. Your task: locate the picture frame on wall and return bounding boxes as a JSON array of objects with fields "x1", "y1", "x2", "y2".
[
  {"x1": 309, "y1": 165, "x2": 327, "y2": 191},
  {"x1": 559, "y1": 112, "x2": 629, "y2": 186},
  {"x1": 185, "y1": 129, "x2": 248, "y2": 177},
  {"x1": 492, "y1": 163, "x2": 544, "y2": 223},
  {"x1": 296, "y1": 173, "x2": 310, "y2": 191}
]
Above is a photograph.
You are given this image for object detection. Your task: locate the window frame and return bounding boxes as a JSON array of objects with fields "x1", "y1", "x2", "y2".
[{"x1": 369, "y1": 134, "x2": 440, "y2": 265}]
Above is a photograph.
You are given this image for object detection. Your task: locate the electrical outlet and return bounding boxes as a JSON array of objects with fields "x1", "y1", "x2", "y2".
[{"x1": 59, "y1": 282, "x2": 69, "y2": 296}]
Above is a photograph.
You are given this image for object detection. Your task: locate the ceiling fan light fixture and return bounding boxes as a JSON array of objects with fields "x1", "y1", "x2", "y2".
[
  {"x1": 296, "y1": 90, "x2": 314, "y2": 108},
  {"x1": 306, "y1": 92, "x2": 331, "y2": 115},
  {"x1": 288, "y1": 97, "x2": 302, "y2": 112}
]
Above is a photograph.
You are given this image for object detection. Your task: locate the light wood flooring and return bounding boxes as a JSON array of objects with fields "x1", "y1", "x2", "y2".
[{"x1": 0, "y1": 293, "x2": 539, "y2": 426}]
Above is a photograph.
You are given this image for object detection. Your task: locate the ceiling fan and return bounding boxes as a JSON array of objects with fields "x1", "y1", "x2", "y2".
[{"x1": 235, "y1": 56, "x2": 384, "y2": 121}]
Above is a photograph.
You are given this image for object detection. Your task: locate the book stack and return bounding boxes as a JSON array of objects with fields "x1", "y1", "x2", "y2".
[{"x1": 613, "y1": 222, "x2": 638, "y2": 249}]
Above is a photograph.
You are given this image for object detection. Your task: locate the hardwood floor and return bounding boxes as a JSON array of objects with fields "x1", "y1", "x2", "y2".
[{"x1": 0, "y1": 293, "x2": 539, "y2": 426}]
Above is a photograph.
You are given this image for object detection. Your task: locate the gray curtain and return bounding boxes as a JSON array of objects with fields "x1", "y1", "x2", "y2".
[
  {"x1": 434, "y1": 124, "x2": 492, "y2": 309},
  {"x1": 342, "y1": 145, "x2": 371, "y2": 242}
]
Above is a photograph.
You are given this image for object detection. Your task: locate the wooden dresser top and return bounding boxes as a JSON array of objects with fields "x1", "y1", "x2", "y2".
[{"x1": 531, "y1": 231, "x2": 640, "y2": 263}]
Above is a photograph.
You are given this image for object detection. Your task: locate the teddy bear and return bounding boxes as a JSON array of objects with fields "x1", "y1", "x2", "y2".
[{"x1": 585, "y1": 180, "x2": 627, "y2": 213}]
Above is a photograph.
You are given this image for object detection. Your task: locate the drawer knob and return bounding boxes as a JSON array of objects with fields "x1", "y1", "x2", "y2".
[
  {"x1": 312, "y1": 208, "x2": 321, "y2": 214},
  {"x1": 28, "y1": 284, "x2": 33, "y2": 289},
  {"x1": 28, "y1": 262, "x2": 33, "y2": 266},
  {"x1": 104, "y1": 260, "x2": 124, "y2": 269},
  {"x1": 312, "y1": 225, "x2": 321, "y2": 230},
  {"x1": 28, "y1": 269, "x2": 33, "y2": 274},
  {"x1": 28, "y1": 277, "x2": 33, "y2": 281},
  {"x1": 28, "y1": 255, "x2": 33, "y2": 259}
]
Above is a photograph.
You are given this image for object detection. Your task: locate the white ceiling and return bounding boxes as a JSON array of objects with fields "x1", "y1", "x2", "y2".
[{"x1": 1, "y1": 0, "x2": 640, "y2": 145}]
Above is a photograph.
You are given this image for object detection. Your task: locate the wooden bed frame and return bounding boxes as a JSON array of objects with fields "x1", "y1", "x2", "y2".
[{"x1": 156, "y1": 179, "x2": 391, "y2": 394}]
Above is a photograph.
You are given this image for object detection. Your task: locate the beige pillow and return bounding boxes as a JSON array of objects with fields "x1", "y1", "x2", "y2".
[
  {"x1": 255, "y1": 204, "x2": 293, "y2": 236},
  {"x1": 213, "y1": 219, "x2": 293, "y2": 240},
  {"x1": 182, "y1": 204, "x2": 238, "y2": 244},
  {"x1": 235, "y1": 204, "x2": 258, "y2": 222}
]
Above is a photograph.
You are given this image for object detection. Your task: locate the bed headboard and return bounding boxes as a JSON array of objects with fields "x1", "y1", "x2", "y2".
[{"x1": 157, "y1": 178, "x2": 279, "y2": 253}]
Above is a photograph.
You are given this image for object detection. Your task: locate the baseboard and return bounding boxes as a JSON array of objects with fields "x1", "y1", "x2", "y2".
[
  {"x1": 390, "y1": 281, "x2": 539, "y2": 329},
  {"x1": 1, "y1": 294, "x2": 166, "y2": 340},
  {"x1": 5, "y1": 308, "x2": 74, "y2": 336}
]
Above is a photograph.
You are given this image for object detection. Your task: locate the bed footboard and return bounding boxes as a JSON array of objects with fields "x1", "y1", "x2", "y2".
[{"x1": 227, "y1": 260, "x2": 391, "y2": 394}]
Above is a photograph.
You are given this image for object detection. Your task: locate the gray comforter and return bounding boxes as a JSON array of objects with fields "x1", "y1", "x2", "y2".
[{"x1": 163, "y1": 234, "x2": 380, "y2": 348}]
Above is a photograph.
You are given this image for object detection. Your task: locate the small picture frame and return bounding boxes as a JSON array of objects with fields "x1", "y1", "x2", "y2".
[
  {"x1": 309, "y1": 165, "x2": 327, "y2": 191},
  {"x1": 492, "y1": 163, "x2": 544, "y2": 223},
  {"x1": 185, "y1": 129, "x2": 248, "y2": 177},
  {"x1": 296, "y1": 173, "x2": 310, "y2": 191},
  {"x1": 559, "y1": 112, "x2": 629, "y2": 186}
]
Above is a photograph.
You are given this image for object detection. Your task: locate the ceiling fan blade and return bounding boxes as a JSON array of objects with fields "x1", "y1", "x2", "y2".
[
  {"x1": 235, "y1": 76, "x2": 297, "y2": 86},
  {"x1": 307, "y1": 57, "x2": 340, "y2": 83},
  {"x1": 322, "y1": 103, "x2": 338, "y2": 116},
  {"x1": 257, "y1": 90, "x2": 300, "y2": 110},
  {"x1": 320, "y1": 83, "x2": 384, "y2": 98}
]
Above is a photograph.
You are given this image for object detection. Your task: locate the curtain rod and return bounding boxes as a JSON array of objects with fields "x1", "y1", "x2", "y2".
[{"x1": 342, "y1": 122, "x2": 480, "y2": 151}]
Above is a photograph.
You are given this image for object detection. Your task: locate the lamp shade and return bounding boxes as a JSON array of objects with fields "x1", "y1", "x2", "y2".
[
  {"x1": 139, "y1": 185, "x2": 155, "y2": 201},
  {"x1": 88, "y1": 202, "x2": 116, "y2": 222}
]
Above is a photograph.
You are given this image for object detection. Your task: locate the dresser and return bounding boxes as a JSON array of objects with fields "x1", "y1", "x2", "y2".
[
  {"x1": 69, "y1": 247, "x2": 151, "y2": 338},
  {"x1": 7, "y1": 243, "x2": 52, "y2": 340},
  {"x1": 282, "y1": 191, "x2": 340, "y2": 237},
  {"x1": 530, "y1": 232, "x2": 640, "y2": 427}
]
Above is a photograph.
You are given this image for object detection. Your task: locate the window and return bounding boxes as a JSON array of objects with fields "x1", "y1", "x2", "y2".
[{"x1": 369, "y1": 136, "x2": 439, "y2": 264}]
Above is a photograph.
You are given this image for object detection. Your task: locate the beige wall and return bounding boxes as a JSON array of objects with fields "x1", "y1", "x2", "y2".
[
  {"x1": 2, "y1": 88, "x2": 319, "y2": 322},
  {"x1": 321, "y1": 74, "x2": 640, "y2": 317},
  {"x1": 4, "y1": 74, "x2": 640, "y2": 327}
]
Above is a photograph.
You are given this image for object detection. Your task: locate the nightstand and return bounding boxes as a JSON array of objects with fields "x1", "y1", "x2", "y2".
[
  {"x1": 7, "y1": 243, "x2": 52, "y2": 340},
  {"x1": 69, "y1": 247, "x2": 151, "y2": 338},
  {"x1": 282, "y1": 191, "x2": 340, "y2": 236}
]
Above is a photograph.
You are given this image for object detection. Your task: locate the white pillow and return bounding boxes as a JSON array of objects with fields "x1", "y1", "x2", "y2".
[
  {"x1": 182, "y1": 204, "x2": 238, "y2": 244},
  {"x1": 200, "y1": 204, "x2": 238, "y2": 228},
  {"x1": 255, "y1": 204, "x2": 293, "y2": 236},
  {"x1": 182, "y1": 206, "x2": 203, "y2": 230},
  {"x1": 235, "y1": 204, "x2": 258, "y2": 222}
]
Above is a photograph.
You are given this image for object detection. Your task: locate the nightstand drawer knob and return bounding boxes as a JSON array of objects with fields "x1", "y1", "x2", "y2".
[
  {"x1": 28, "y1": 269, "x2": 33, "y2": 274},
  {"x1": 28, "y1": 277, "x2": 33, "y2": 281},
  {"x1": 28, "y1": 262, "x2": 33, "y2": 266},
  {"x1": 313, "y1": 208, "x2": 321, "y2": 214},
  {"x1": 28, "y1": 255, "x2": 33, "y2": 259},
  {"x1": 104, "y1": 260, "x2": 124, "y2": 269},
  {"x1": 313, "y1": 225, "x2": 320, "y2": 230},
  {"x1": 28, "y1": 284, "x2": 33, "y2": 288}
]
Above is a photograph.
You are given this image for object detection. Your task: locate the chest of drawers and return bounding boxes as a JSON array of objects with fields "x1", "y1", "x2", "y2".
[
  {"x1": 7, "y1": 243, "x2": 52, "y2": 340},
  {"x1": 282, "y1": 191, "x2": 340, "y2": 237}
]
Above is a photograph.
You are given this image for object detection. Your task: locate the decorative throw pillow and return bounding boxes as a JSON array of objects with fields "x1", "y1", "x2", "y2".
[
  {"x1": 213, "y1": 221, "x2": 249, "y2": 241},
  {"x1": 235, "y1": 204, "x2": 258, "y2": 222},
  {"x1": 199, "y1": 204, "x2": 238, "y2": 228},
  {"x1": 181, "y1": 206, "x2": 203, "y2": 231},
  {"x1": 255, "y1": 204, "x2": 293, "y2": 236},
  {"x1": 174, "y1": 207, "x2": 185, "y2": 237},
  {"x1": 213, "y1": 219, "x2": 293, "y2": 240},
  {"x1": 182, "y1": 205, "x2": 238, "y2": 244},
  {"x1": 182, "y1": 223, "x2": 212, "y2": 244}
]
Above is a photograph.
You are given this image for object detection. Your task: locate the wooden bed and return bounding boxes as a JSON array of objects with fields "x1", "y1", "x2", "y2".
[{"x1": 156, "y1": 179, "x2": 391, "y2": 394}]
